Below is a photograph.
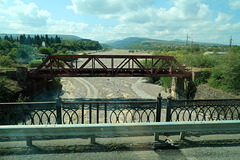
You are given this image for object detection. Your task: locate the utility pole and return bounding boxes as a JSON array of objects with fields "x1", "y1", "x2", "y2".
[
  {"x1": 229, "y1": 35, "x2": 232, "y2": 47},
  {"x1": 191, "y1": 40, "x2": 194, "y2": 53},
  {"x1": 186, "y1": 34, "x2": 190, "y2": 46}
]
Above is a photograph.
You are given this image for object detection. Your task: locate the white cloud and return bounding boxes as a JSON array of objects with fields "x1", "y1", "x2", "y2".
[
  {"x1": 8, "y1": 0, "x2": 51, "y2": 27},
  {"x1": 0, "y1": 0, "x2": 7, "y2": 6},
  {"x1": 67, "y1": 0, "x2": 154, "y2": 18},
  {"x1": 47, "y1": 20, "x2": 89, "y2": 36},
  {"x1": 215, "y1": 12, "x2": 232, "y2": 23},
  {"x1": 170, "y1": 0, "x2": 212, "y2": 20},
  {"x1": 229, "y1": 0, "x2": 240, "y2": 10},
  {"x1": 0, "y1": 0, "x2": 239, "y2": 45}
]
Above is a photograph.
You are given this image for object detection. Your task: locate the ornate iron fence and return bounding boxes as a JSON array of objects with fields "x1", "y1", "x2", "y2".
[
  {"x1": 1, "y1": 96, "x2": 240, "y2": 125},
  {"x1": 0, "y1": 102, "x2": 57, "y2": 125},
  {"x1": 166, "y1": 97, "x2": 240, "y2": 122},
  {"x1": 0, "y1": 98, "x2": 161, "y2": 125}
]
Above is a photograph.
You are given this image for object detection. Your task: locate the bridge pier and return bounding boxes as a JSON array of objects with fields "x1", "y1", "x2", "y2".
[
  {"x1": 171, "y1": 77, "x2": 192, "y2": 100},
  {"x1": 10, "y1": 67, "x2": 61, "y2": 100},
  {"x1": 16, "y1": 67, "x2": 28, "y2": 85}
]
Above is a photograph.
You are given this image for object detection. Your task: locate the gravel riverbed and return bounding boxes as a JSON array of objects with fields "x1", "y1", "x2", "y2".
[{"x1": 60, "y1": 49, "x2": 170, "y2": 100}]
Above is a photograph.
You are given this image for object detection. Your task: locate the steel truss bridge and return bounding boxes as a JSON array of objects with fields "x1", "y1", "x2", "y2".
[{"x1": 29, "y1": 55, "x2": 191, "y2": 78}]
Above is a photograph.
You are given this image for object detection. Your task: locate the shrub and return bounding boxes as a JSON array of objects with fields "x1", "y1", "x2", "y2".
[
  {"x1": 160, "y1": 77, "x2": 172, "y2": 89},
  {"x1": 28, "y1": 60, "x2": 42, "y2": 68},
  {"x1": 208, "y1": 46, "x2": 240, "y2": 94},
  {"x1": 0, "y1": 56, "x2": 15, "y2": 68},
  {"x1": 194, "y1": 70, "x2": 211, "y2": 85},
  {"x1": 82, "y1": 52, "x2": 88, "y2": 55}
]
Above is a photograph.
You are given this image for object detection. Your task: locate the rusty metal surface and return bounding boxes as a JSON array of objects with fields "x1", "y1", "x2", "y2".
[{"x1": 28, "y1": 55, "x2": 192, "y2": 78}]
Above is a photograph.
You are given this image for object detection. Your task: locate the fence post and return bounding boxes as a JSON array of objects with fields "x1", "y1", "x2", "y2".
[
  {"x1": 91, "y1": 135, "x2": 96, "y2": 144},
  {"x1": 26, "y1": 137, "x2": 32, "y2": 147},
  {"x1": 155, "y1": 93, "x2": 162, "y2": 141},
  {"x1": 166, "y1": 96, "x2": 172, "y2": 122},
  {"x1": 56, "y1": 98, "x2": 62, "y2": 124}
]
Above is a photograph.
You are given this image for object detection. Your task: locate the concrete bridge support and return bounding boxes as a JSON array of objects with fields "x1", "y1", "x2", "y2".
[
  {"x1": 171, "y1": 77, "x2": 193, "y2": 100},
  {"x1": 2, "y1": 67, "x2": 60, "y2": 100}
]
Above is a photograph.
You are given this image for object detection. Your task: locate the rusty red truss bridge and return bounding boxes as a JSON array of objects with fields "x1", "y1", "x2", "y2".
[{"x1": 28, "y1": 55, "x2": 192, "y2": 78}]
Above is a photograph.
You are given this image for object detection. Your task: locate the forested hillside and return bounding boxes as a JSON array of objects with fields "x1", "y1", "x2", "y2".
[{"x1": 0, "y1": 34, "x2": 102, "y2": 68}]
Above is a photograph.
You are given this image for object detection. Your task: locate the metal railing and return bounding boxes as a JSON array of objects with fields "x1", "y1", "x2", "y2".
[
  {"x1": 0, "y1": 98, "x2": 161, "y2": 125},
  {"x1": 1, "y1": 96, "x2": 240, "y2": 125},
  {"x1": 166, "y1": 97, "x2": 240, "y2": 122}
]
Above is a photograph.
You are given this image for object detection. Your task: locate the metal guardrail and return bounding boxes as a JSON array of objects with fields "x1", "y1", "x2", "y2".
[{"x1": 1, "y1": 120, "x2": 240, "y2": 146}]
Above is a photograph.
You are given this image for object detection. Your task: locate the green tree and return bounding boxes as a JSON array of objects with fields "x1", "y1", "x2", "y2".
[
  {"x1": 7, "y1": 48, "x2": 18, "y2": 61},
  {"x1": 0, "y1": 40, "x2": 12, "y2": 54},
  {"x1": 19, "y1": 34, "x2": 26, "y2": 44},
  {"x1": 15, "y1": 45, "x2": 35, "y2": 63},
  {"x1": 0, "y1": 56, "x2": 15, "y2": 67},
  {"x1": 209, "y1": 46, "x2": 240, "y2": 94},
  {"x1": 39, "y1": 46, "x2": 54, "y2": 55}
]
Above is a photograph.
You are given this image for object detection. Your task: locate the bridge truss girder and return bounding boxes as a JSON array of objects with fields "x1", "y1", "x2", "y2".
[{"x1": 29, "y1": 55, "x2": 191, "y2": 78}]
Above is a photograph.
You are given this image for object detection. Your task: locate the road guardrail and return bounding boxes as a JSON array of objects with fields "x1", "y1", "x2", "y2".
[{"x1": 1, "y1": 120, "x2": 240, "y2": 146}]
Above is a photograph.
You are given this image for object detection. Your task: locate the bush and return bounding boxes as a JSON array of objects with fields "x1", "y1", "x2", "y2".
[
  {"x1": 82, "y1": 52, "x2": 88, "y2": 55},
  {"x1": 39, "y1": 47, "x2": 54, "y2": 55},
  {"x1": 194, "y1": 70, "x2": 211, "y2": 85},
  {"x1": 208, "y1": 46, "x2": 240, "y2": 94},
  {"x1": 0, "y1": 56, "x2": 15, "y2": 68},
  {"x1": 28, "y1": 60, "x2": 42, "y2": 68},
  {"x1": 160, "y1": 77, "x2": 172, "y2": 89}
]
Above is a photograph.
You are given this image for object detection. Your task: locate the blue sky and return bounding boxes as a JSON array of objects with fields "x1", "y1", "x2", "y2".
[{"x1": 0, "y1": 0, "x2": 240, "y2": 45}]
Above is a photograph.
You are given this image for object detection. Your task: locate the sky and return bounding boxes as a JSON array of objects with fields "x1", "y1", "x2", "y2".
[{"x1": 0, "y1": 0, "x2": 240, "y2": 45}]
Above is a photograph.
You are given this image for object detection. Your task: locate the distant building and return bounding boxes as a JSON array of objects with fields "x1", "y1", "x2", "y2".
[{"x1": 42, "y1": 41, "x2": 46, "y2": 47}]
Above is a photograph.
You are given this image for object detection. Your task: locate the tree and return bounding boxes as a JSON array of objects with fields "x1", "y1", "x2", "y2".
[
  {"x1": 209, "y1": 46, "x2": 240, "y2": 94},
  {"x1": 54, "y1": 35, "x2": 61, "y2": 43},
  {"x1": 7, "y1": 48, "x2": 18, "y2": 61},
  {"x1": 15, "y1": 45, "x2": 35, "y2": 63},
  {"x1": 45, "y1": 35, "x2": 49, "y2": 46},
  {"x1": 4, "y1": 35, "x2": 10, "y2": 41},
  {"x1": 26, "y1": 35, "x2": 33, "y2": 45},
  {"x1": 39, "y1": 47, "x2": 54, "y2": 55},
  {"x1": 0, "y1": 40, "x2": 12, "y2": 54},
  {"x1": 34, "y1": 35, "x2": 41, "y2": 47},
  {"x1": 19, "y1": 34, "x2": 26, "y2": 44},
  {"x1": 0, "y1": 55, "x2": 15, "y2": 67}
]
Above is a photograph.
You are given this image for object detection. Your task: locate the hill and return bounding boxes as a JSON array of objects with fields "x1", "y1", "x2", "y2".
[
  {"x1": 0, "y1": 33, "x2": 82, "y2": 41},
  {"x1": 105, "y1": 37, "x2": 162, "y2": 48},
  {"x1": 105, "y1": 37, "x2": 227, "y2": 50},
  {"x1": 125, "y1": 40, "x2": 186, "y2": 50}
]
